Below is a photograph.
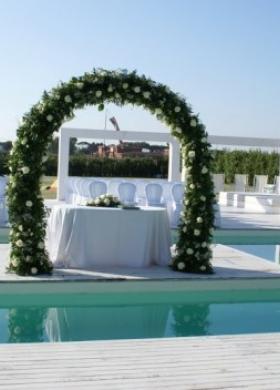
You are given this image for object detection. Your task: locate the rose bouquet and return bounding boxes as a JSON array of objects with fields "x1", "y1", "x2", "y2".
[{"x1": 86, "y1": 194, "x2": 121, "y2": 208}]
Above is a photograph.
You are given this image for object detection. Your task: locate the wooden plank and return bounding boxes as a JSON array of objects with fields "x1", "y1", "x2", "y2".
[{"x1": 0, "y1": 334, "x2": 280, "y2": 389}]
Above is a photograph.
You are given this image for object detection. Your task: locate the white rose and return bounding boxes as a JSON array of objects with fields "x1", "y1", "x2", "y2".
[
  {"x1": 46, "y1": 114, "x2": 53, "y2": 122},
  {"x1": 188, "y1": 150, "x2": 195, "y2": 158},
  {"x1": 194, "y1": 229, "x2": 201, "y2": 236},
  {"x1": 184, "y1": 199, "x2": 189, "y2": 206},
  {"x1": 16, "y1": 239, "x2": 24, "y2": 247},
  {"x1": 182, "y1": 226, "x2": 187, "y2": 233},
  {"x1": 115, "y1": 92, "x2": 120, "y2": 98},
  {"x1": 187, "y1": 248, "x2": 194, "y2": 255},
  {"x1": 18, "y1": 225, "x2": 23, "y2": 232},
  {"x1": 143, "y1": 91, "x2": 151, "y2": 99},
  {"x1": 11, "y1": 258, "x2": 18, "y2": 267},
  {"x1": 122, "y1": 83, "x2": 129, "y2": 89},
  {"x1": 155, "y1": 108, "x2": 162, "y2": 115},
  {"x1": 209, "y1": 228, "x2": 215, "y2": 234},
  {"x1": 197, "y1": 217, "x2": 203, "y2": 223},
  {"x1": 31, "y1": 267, "x2": 38, "y2": 275},
  {"x1": 189, "y1": 183, "x2": 195, "y2": 190},
  {"x1": 21, "y1": 137, "x2": 28, "y2": 145},
  {"x1": 25, "y1": 201, "x2": 33, "y2": 207},
  {"x1": 201, "y1": 242, "x2": 207, "y2": 248},
  {"x1": 107, "y1": 85, "x2": 114, "y2": 92},
  {"x1": 201, "y1": 137, "x2": 207, "y2": 143},
  {"x1": 200, "y1": 195, "x2": 206, "y2": 202},
  {"x1": 190, "y1": 118, "x2": 197, "y2": 127},
  {"x1": 42, "y1": 155, "x2": 48, "y2": 163},
  {"x1": 170, "y1": 244, "x2": 178, "y2": 257},
  {"x1": 76, "y1": 82, "x2": 84, "y2": 89},
  {"x1": 38, "y1": 242, "x2": 44, "y2": 249},
  {"x1": 177, "y1": 262, "x2": 186, "y2": 271},
  {"x1": 95, "y1": 90, "x2": 102, "y2": 97},
  {"x1": 201, "y1": 166, "x2": 208, "y2": 174},
  {"x1": 174, "y1": 106, "x2": 181, "y2": 113},
  {"x1": 200, "y1": 265, "x2": 206, "y2": 271},
  {"x1": 64, "y1": 95, "x2": 72, "y2": 103},
  {"x1": 134, "y1": 86, "x2": 141, "y2": 93},
  {"x1": 95, "y1": 199, "x2": 100, "y2": 205},
  {"x1": 175, "y1": 127, "x2": 182, "y2": 133},
  {"x1": 21, "y1": 166, "x2": 30, "y2": 174},
  {"x1": 14, "y1": 326, "x2": 21, "y2": 335},
  {"x1": 104, "y1": 199, "x2": 110, "y2": 206},
  {"x1": 25, "y1": 256, "x2": 32, "y2": 262}
]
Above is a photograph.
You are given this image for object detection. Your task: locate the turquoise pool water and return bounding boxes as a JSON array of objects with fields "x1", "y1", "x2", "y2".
[
  {"x1": 229, "y1": 245, "x2": 276, "y2": 262},
  {"x1": 1, "y1": 288, "x2": 280, "y2": 343}
]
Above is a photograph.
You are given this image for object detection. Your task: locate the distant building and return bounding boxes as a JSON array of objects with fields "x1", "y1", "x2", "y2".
[{"x1": 96, "y1": 143, "x2": 168, "y2": 159}]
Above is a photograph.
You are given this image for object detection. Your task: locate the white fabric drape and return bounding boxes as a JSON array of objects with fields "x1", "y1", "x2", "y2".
[{"x1": 47, "y1": 205, "x2": 171, "y2": 268}]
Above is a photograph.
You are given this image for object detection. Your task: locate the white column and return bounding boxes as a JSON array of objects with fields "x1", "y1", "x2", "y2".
[
  {"x1": 168, "y1": 140, "x2": 181, "y2": 182},
  {"x1": 57, "y1": 130, "x2": 70, "y2": 201}
]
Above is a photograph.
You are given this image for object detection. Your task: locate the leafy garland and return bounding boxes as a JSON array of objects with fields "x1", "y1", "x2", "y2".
[{"x1": 7, "y1": 68, "x2": 215, "y2": 276}]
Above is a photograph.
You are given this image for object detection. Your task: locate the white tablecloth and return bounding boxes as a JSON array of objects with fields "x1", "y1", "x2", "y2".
[{"x1": 47, "y1": 205, "x2": 171, "y2": 268}]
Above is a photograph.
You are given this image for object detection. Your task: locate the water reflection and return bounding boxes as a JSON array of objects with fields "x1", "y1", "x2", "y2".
[
  {"x1": 8, "y1": 307, "x2": 48, "y2": 343},
  {"x1": 4, "y1": 303, "x2": 211, "y2": 343},
  {"x1": 171, "y1": 303, "x2": 210, "y2": 337}
]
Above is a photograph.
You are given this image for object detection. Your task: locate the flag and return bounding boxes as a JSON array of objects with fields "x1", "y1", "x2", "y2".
[{"x1": 110, "y1": 116, "x2": 120, "y2": 131}]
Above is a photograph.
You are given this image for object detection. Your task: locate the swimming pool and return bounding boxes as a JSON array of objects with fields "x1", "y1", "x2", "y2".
[{"x1": 1, "y1": 281, "x2": 280, "y2": 343}]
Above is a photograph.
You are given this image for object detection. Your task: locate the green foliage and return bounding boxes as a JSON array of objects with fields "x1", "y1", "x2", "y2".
[
  {"x1": 7, "y1": 68, "x2": 215, "y2": 275},
  {"x1": 212, "y1": 150, "x2": 279, "y2": 185}
]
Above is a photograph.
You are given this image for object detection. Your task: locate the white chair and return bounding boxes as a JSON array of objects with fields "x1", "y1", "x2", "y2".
[
  {"x1": 234, "y1": 174, "x2": 248, "y2": 192},
  {"x1": 107, "y1": 179, "x2": 124, "y2": 197},
  {"x1": 213, "y1": 174, "x2": 225, "y2": 194},
  {"x1": 118, "y1": 182, "x2": 136, "y2": 205},
  {"x1": 254, "y1": 175, "x2": 268, "y2": 193},
  {"x1": 171, "y1": 183, "x2": 184, "y2": 228},
  {"x1": 88, "y1": 180, "x2": 107, "y2": 199},
  {"x1": 135, "y1": 180, "x2": 148, "y2": 205},
  {"x1": 145, "y1": 183, "x2": 164, "y2": 207},
  {"x1": 0, "y1": 176, "x2": 8, "y2": 225}
]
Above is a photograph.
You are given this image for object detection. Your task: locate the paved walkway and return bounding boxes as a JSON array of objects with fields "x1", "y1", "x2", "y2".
[{"x1": 1, "y1": 244, "x2": 280, "y2": 283}]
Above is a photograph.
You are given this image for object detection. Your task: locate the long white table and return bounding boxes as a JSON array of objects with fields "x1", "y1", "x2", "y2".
[{"x1": 47, "y1": 205, "x2": 171, "y2": 269}]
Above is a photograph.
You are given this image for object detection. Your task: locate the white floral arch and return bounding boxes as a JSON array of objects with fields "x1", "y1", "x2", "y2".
[{"x1": 8, "y1": 68, "x2": 215, "y2": 276}]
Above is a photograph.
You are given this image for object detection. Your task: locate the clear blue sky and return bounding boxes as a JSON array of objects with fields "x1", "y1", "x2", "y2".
[{"x1": 0, "y1": 0, "x2": 279, "y2": 141}]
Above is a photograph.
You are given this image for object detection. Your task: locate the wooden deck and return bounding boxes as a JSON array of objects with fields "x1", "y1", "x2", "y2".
[{"x1": 0, "y1": 333, "x2": 280, "y2": 389}]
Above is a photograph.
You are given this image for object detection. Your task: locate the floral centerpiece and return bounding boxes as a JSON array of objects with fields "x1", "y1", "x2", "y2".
[{"x1": 86, "y1": 194, "x2": 121, "y2": 208}]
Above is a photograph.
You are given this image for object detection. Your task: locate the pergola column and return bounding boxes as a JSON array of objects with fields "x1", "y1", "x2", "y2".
[
  {"x1": 57, "y1": 130, "x2": 70, "y2": 201},
  {"x1": 168, "y1": 140, "x2": 181, "y2": 182}
]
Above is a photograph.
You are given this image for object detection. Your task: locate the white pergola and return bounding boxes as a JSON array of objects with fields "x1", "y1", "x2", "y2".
[
  {"x1": 57, "y1": 127, "x2": 181, "y2": 200},
  {"x1": 57, "y1": 127, "x2": 280, "y2": 201}
]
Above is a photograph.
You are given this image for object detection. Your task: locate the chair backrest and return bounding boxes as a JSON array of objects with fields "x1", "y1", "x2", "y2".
[
  {"x1": 73, "y1": 178, "x2": 84, "y2": 195},
  {"x1": 118, "y1": 182, "x2": 136, "y2": 205},
  {"x1": 254, "y1": 175, "x2": 268, "y2": 192},
  {"x1": 88, "y1": 181, "x2": 107, "y2": 199},
  {"x1": 145, "y1": 183, "x2": 163, "y2": 205},
  {"x1": 234, "y1": 174, "x2": 248, "y2": 192},
  {"x1": 213, "y1": 174, "x2": 225, "y2": 193},
  {"x1": 171, "y1": 183, "x2": 184, "y2": 203},
  {"x1": 107, "y1": 179, "x2": 124, "y2": 197},
  {"x1": 0, "y1": 176, "x2": 8, "y2": 197}
]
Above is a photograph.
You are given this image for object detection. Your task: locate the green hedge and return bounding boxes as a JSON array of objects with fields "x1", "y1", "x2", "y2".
[
  {"x1": 43, "y1": 155, "x2": 168, "y2": 178},
  {"x1": 212, "y1": 150, "x2": 279, "y2": 185},
  {"x1": 1, "y1": 150, "x2": 279, "y2": 182}
]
